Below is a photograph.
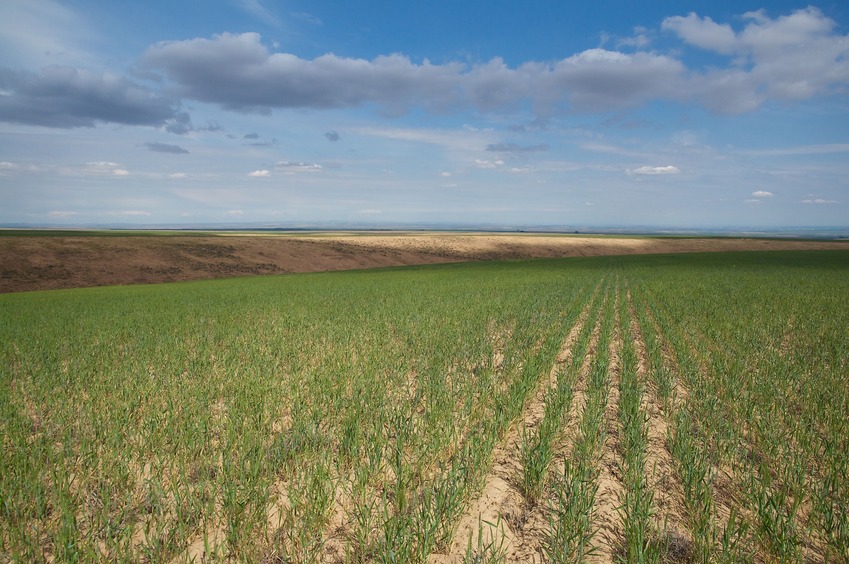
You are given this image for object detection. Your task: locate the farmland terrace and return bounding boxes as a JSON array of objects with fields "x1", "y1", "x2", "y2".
[{"x1": 2, "y1": 231, "x2": 848, "y2": 293}]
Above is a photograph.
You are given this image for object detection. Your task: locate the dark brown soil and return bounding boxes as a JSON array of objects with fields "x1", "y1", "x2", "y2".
[{"x1": 1, "y1": 233, "x2": 846, "y2": 293}]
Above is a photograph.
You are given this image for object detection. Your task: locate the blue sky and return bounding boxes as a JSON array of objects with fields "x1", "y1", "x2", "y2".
[{"x1": 1, "y1": 1, "x2": 848, "y2": 229}]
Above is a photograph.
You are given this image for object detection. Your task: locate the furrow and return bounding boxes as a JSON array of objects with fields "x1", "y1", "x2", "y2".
[
  {"x1": 637, "y1": 287, "x2": 756, "y2": 561},
  {"x1": 538, "y1": 279, "x2": 611, "y2": 563},
  {"x1": 431, "y1": 278, "x2": 605, "y2": 563},
  {"x1": 587, "y1": 280, "x2": 625, "y2": 562},
  {"x1": 626, "y1": 286, "x2": 691, "y2": 560}
]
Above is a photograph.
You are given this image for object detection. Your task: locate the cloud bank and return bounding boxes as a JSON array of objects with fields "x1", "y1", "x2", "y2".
[
  {"x1": 0, "y1": 7, "x2": 846, "y2": 130},
  {"x1": 138, "y1": 8, "x2": 849, "y2": 119},
  {"x1": 0, "y1": 66, "x2": 178, "y2": 128}
]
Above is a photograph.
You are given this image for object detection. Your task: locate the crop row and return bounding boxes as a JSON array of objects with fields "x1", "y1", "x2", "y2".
[{"x1": 2, "y1": 251, "x2": 847, "y2": 562}]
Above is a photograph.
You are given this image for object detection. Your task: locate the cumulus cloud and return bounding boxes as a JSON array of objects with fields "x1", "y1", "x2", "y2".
[
  {"x1": 664, "y1": 7, "x2": 849, "y2": 112},
  {"x1": 247, "y1": 169, "x2": 271, "y2": 177},
  {"x1": 136, "y1": 32, "x2": 695, "y2": 116},
  {"x1": 662, "y1": 13, "x2": 737, "y2": 54},
  {"x1": 628, "y1": 165, "x2": 680, "y2": 175},
  {"x1": 0, "y1": 65, "x2": 178, "y2": 128},
  {"x1": 537, "y1": 49, "x2": 687, "y2": 113},
  {"x1": 142, "y1": 33, "x2": 464, "y2": 114},
  {"x1": 145, "y1": 142, "x2": 189, "y2": 154},
  {"x1": 141, "y1": 19, "x2": 842, "y2": 118},
  {"x1": 751, "y1": 190, "x2": 773, "y2": 197}
]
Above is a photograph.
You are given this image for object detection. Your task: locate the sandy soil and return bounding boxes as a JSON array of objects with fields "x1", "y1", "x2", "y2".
[{"x1": 1, "y1": 232, "x2": 847, "y2": 293}]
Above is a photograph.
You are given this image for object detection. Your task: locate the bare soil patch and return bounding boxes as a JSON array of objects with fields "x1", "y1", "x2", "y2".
[{"x1": 2, "y1": 232, "x2": 847, "y2": 293}]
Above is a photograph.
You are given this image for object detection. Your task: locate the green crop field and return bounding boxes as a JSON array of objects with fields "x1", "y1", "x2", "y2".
[{"x1": 1, "y1": 251, "x2": 847, "y2": 562}]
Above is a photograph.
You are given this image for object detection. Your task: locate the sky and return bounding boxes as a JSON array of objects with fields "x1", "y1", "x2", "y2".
[{"x1": 1, "y1": 0, "x2": 848, "y2": 229}]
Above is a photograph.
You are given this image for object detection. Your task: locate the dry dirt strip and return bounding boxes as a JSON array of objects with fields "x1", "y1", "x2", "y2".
[
  {"x1": 588, "y1": 285, "x2": 625, "y2": 563},
  {"x1": 625, "y1": 288, "x2": 691, "y2": 554},
  {"x1": 429, "y1": 280, "x2": 604, "y2": 563},
  {"x1": 2, "y1": 234, "x2": 848, "y2": 293}
]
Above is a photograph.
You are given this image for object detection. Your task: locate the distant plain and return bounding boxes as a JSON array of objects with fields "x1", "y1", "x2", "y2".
[{"x1": 3, "y1": 230, "x2": 848, "y2": 293}]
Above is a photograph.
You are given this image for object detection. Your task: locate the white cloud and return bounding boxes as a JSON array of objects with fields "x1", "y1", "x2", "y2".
[
  {"x1": 664, "y1": 7, "x2": 849, "y2": 112},
  {"x1": 0, "y1": 6, "x2": 844, "y2": 135},
  {"x1": 752, "y1": 190, "x2": 773, "y2": 197},
  {"x1": 117, "y1": 210, "x2": 151, "y2": 216},
  {"x1": 356, "y1": 126, "x2": 497, "y2": 152},
  {"x1": 248, "y1": 169, "x2": 271, "y2": 177},
  {"x1": 628, "y1": 165, "x2": 680, "y2": 175},
  {"x1": 143, "y1": 33, "x2": 464, "y2": 114},
  {"x1": 276, "y1": 161, "x2": 322, "y2": 173},
  {"x1": 475, "y1": 159, "x2": 505, "y2": 169},
  {"x1": 59, "y1": 161, "x2": 130, "y2": 177},
  {"x1": 0, "y1": 160, "x2": 40, "y2": 174},
  {"x1": 168, "y1": 172, "x2": 187, "y2": 179},
  {"x1": 228, "y1": 209, "x2": 245, "y2": 215},
  {"x1": 539, "y1": 49, "x2": 687, "y2": 113},
  {"x1": 48, "y1": 210, "x2": 78, "y2": 217},
  {"x1": 662, "y1": 13, "x2": 737, "y2": 54},
  {"x1": 802, "y1": 198, "x2": 838, "y2": 204},
  {"x1": 617, "y1": 27, "x2": 652, "y2": 49},
  {"x1": 131, "y1": 31, "x2": 710, "y2": 117},
  {"x1": 741, "y1": 143, "x2": 849, "y2": 156}
]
